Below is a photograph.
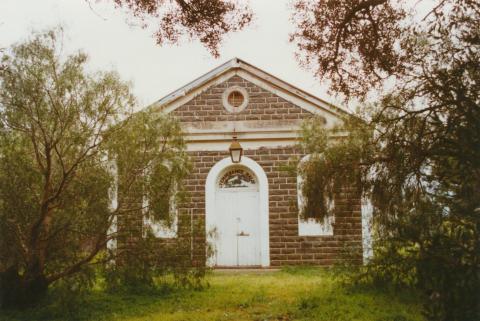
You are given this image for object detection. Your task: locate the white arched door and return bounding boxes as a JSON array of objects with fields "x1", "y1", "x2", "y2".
[{"x1": 214, "y1": 166, "x2": 261, "y2": 266}]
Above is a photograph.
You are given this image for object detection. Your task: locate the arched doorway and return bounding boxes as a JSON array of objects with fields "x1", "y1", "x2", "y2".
[
  {"x1": 205, "y1": 157, "x2": 270, "y2": 267},
  {"x1": 215, "y1": 166, "x2": 260, "y2": 266}
]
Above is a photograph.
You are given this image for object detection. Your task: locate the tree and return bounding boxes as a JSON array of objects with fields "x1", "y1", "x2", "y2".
[
  {"x1": 108, "y1": 0, "x2": 253, "y2": 56},
  {"x1": 291, "y1": 1, "x2": 479, "y2": 320},
  {"x1": 0, "y1": 28, "x2": 189, "y2": 307}
]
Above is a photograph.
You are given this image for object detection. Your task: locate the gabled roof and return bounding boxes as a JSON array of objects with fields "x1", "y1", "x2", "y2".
[{"x1": 148, "y1": 58, "x2": 350, "y2": 117}]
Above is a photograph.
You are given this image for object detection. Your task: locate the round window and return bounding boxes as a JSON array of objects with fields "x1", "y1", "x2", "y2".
[
  {"x1": 222, "y1": 86, "x2": 249, "y2": 113},
  {"x1": 227, "y1": 91, "x2": 244, "y2": 108}
]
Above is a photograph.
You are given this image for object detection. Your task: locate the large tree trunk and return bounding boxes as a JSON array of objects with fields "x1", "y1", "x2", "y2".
[{"x1": 0, "y1": 265, "x2": 48, "y2": 309}]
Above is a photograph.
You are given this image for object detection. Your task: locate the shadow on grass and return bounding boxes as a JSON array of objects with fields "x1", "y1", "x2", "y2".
[
  {"x1": 0, "y1": 284, "x2": 193, "y2": 321},
  {"x1": 0, "y1": 269, "x2": 424, "y2": 321}
]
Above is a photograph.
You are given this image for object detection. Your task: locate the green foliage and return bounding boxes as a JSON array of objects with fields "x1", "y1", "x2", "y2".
[
  {"x1": 302, "y1": 102, "x2": 480, "y2": 319},
  {"x1": 109, "y1": 109, "x2": 190, "y2": 227},
  {"x1": 0, "y1": 269, "x2": 424, "y2": 321},
  {"x1": 104, "y1": 110, "x2": 205, "y2": 291},
  {"x1": 297, "y1": 116, "x2": 370, "y2": 222},
  {"x1": 0, "y1": 27, "x2": 134, "y2": 306},
  {"x1": 103, "y1": 231, "x2": 206, "y2": 293},
  {"x1": 47, "y1": 270, "x2": 97, "y2": 320},
  {"x1": 296, "y1": 2, "x2": 480, "y2": 320},
  {"x1": 0, "y1": 27, "x2": 201, "y2": 308},
  {"x1": 302, "y1": 105, "x2": 479, "y2": 320}
]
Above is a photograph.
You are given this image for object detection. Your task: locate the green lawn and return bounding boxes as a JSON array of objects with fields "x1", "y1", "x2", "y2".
[{"x1": 1, "y1": 268, "x2": 424, "y2": 321}]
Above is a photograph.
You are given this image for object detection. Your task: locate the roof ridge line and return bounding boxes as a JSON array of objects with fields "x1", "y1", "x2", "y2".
[{"x1": 146, "y1": 57, "x2": 351, "y2": 117}]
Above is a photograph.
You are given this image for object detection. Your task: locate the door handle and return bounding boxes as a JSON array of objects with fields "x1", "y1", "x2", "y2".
[{"x1": 237, "y1": 231, "x2": 250, "y2": 237}]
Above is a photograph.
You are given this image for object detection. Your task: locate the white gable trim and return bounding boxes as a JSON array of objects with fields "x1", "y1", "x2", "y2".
[
  {"x1": 159, "y1": 70, "x2": 237, "y2": 115},
  {"x1": 153, "y1": 59, "x2": 239, "y2": 108},
  {"x1": 148, "y1": 58, "x2": 350, "y2": 119},
  {"x1": 236, "y1": 70, "x2": 342, "y2": 124},
  {"x1": 236, "y1": 61, "x2": 348, "y2": 117}
]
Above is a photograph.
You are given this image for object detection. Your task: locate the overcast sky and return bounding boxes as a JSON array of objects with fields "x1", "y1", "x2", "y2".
[{"x1": 1, "y1": 0, "x2": 342, "y2": 109}]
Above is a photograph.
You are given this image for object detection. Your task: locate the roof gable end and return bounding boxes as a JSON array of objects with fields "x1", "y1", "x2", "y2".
[{"x1": 149, "y1": 58, "x2": 350, "y2": 118}]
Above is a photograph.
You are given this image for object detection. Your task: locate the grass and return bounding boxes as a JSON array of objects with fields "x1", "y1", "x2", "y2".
[{"x1": 0, "y1": 267, "x2": 424, "y2": 321}]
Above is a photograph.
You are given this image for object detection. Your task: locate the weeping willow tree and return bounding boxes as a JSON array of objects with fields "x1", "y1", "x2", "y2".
[
  {"x1": 0, "y1": 28, "x2": 193, "y2": 308},
  {"x1": 298, "y1": 116, "x2": 371, "y2": 223},
  {"x1": 294, "y1": 1, "x2": 479, "y2": 320},
  {"x1": 302, "y1": 90, "x2": 479, "y2": 318},
  {"x1": 104, "y1": 110, "x2": 197, "y2": 291}
]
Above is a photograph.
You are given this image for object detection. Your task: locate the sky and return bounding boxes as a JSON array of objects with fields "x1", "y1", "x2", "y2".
[{"x1": 0, "y1": 0, "x2": 339, "y2": 109}]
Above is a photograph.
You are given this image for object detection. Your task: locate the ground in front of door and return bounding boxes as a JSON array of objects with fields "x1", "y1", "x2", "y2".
[{"x1": 1, "y1": 268, "x2": 424, "y2": 321}]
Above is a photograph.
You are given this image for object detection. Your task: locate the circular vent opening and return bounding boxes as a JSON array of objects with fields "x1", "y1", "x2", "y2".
[
  {"x1": 227, "y1": 90, "x2": 244, "y2": 108},
  {"x1": 222, "y1": 86, "x2": 249, "y2": 112}
]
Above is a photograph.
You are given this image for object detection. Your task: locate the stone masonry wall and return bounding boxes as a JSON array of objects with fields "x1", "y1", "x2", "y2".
[
  {"x1": 179, "y1": 148, "x2": 363, "y2": 266},
  {"x1": 171, "y1": 75, "x2": 313, "y2": 122},
  {"x1": 150, "y1": 74, "x2": 362, "y2": 266}
]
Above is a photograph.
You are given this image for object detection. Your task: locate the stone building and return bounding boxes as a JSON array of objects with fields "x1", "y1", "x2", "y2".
[{"x1": 143, "y1": 58, "x2": 364, "y2": 267}]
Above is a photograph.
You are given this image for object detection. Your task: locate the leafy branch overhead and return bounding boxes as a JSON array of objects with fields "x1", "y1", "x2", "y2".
[
  {"x1": 290, "y1": 0, "x2": 406, "y2": 99},
  {"x1": 110, "y1": 0, "x2": 253, "y2": 56},
  {"x1": 290, "y1": 0, "x2": 480, "y2": 100}
]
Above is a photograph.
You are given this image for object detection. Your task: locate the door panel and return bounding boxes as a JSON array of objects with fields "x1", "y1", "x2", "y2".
[
  {"x1": 215, "y1": 190, "x2": 260, "y2": 266},
  {"x1": 235, "y1": 192, "x2": 260, "y2": 266},
  {"x1": 214, "y1": 192, "x2": 236, "y2": 266}
]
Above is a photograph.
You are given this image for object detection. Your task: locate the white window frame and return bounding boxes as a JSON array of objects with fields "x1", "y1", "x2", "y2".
[
  {"x1": 142, "y1": 165, "x2": 178, "y2": 239},
  {"x1": 222, "y1": 86, "x2": 249, "y2": 113},
  {"x1": 142, "y1": 204, "x2": 178, "y2": 239},
  {"x1": 107, "y1": 159, "x2": 118, "y2": 251},
  {"x1": 297, "y1": 154, "x2": 334, "y2": 236}
]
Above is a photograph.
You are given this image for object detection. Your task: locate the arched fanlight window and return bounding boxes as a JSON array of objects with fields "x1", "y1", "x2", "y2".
[
  {"x1": 297, "y1": 154, "x2": 334, "y2": 236},
  {"x1": 217, "y1": 166, "x2": 258, "y2": 190}
]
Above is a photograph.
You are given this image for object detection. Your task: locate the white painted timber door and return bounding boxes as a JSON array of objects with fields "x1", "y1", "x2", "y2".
[{"x1": 214, "y1": 167, "x2": 261, "y2": 266}]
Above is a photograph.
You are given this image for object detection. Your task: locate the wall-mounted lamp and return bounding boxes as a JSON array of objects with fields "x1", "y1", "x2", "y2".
[{"x1": 229, "y1": 135, "x2": 243, "y2": 163}]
